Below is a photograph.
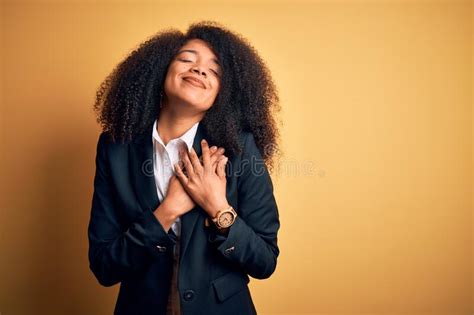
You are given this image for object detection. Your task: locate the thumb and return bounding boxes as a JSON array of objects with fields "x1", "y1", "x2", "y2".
[{"x1": 174, "y1": 162, "x2": 189, "y2": 185}]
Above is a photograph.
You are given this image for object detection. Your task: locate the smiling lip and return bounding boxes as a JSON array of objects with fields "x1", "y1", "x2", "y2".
[{"x1": 182, "y1": 76, "x2": 206, "y2": 89}]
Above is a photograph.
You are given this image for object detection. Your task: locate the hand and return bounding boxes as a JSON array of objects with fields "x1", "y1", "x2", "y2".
[
  {"x1": 174, "y1": 139, "x2": 230, "y2": 218},
  {"x1": 154, "y1": 144, "x2": 227, "y2": 231},
  {"x1": 164, "y1": 174, "x2": 196, "y2": 216}
]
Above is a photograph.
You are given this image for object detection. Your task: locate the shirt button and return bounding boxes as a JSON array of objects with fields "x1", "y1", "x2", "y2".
[
  {"x1": 156, "y1": 245, "x2": 167, "y2": 252},
  {"x1": 183, "y1": 289, "x2": 195, "y2": 301}
]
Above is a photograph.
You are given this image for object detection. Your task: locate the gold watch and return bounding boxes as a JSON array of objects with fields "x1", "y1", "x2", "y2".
[{"x1": 211, "y1": 206, "x2": 237, "y2": 229}]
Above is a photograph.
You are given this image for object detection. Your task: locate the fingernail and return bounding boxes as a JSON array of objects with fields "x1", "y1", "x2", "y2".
[{"x1": 201, "y1": 139, "x2": 206, "y2": 144}]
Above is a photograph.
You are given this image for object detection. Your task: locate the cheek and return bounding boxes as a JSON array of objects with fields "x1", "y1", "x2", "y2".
[
  {"x1": 166, "y1": 62, "x2": 186, "y2": 78},
  {"x1": 212, "y1": 80, "x2": 221, "y2": 96},
  {"x1": 167, "y1": 65, "x2": 180, "y2": 79},
  {"x1": 164, "y1": 68, "x2": 184, "y2": 90}
]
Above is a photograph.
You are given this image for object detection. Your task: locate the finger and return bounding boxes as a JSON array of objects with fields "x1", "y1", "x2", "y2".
[
  {"x1": 177, "y1": 159, "x2": 188, "y2": 177},
  {"x1": 210, "y1": 147, "x2": 225, "y2": 169},
  {"x1": 216, "y1": 156, "x2": 228, "y2": 179},
  {"x1": 174, "y1": 162, "x2": 189, "y2": 185},
  {"x1": 201, "y1": 139, "x2": 211, "y2": 170},
  {"x1": 188, "y1": 146, "x2": 203, "y2": 175},
  {"x1": 205, "y1": 146, "x2": 218, "y2": 164},
  {"x1": 203, "y1": 146, "x2": 218, "y2": 167},
  {"x1": 211, "y1": 154, "x2": 227, "y2": 173},
  {"x1": 180, "y1": 147, "x2": 195, "y2": 177}
]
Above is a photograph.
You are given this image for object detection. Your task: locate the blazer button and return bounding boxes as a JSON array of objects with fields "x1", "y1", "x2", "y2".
[
  {"x1": 156, "y1": 245, "x2": 167, "y2": 253},
  {"x1": 224, "y1": 246, "x2": 235, "y2": 255},
  {"x1": 183, "y1": 289, "x2": 195, "y2": 301}
]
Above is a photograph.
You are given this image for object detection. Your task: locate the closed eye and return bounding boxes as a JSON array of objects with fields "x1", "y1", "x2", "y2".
[{"x1": 178, "y1": 59, "x2": 220, "y2": 77}]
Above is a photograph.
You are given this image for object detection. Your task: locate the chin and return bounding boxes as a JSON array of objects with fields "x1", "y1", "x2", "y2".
[
  {"x1": 165, "y1": 86, "x2": 214, "y2": 112},
  {"x1": 176, "y1": 96, "x2": 210, "y2": 112}
]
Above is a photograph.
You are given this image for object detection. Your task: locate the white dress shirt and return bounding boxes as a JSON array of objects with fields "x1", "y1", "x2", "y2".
[{"x1": 152, "y1": 119, "x2": 200, "y2": 237}]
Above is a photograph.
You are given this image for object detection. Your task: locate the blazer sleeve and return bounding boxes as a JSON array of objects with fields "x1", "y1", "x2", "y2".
[
  {"x1": 87, "y1": 132, "x2": 174, "y2": 287},
  {"x1": 207, "y1": 132, "x2": 281, "y2": 279}
]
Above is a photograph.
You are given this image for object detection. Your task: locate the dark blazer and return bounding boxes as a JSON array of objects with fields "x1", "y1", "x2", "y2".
[{"x1": 87, "y1": 122, "x2": 280, "y2": 315}]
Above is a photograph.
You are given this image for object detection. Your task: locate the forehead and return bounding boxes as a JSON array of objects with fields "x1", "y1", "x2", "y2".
[{"x1": 176, "y1": 39, "x2": 220, "y2": 66}]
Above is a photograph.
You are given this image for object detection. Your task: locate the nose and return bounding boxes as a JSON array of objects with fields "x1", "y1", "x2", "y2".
[{"x1": 191, "y1": 67, "x2": 206, "y2": 77}]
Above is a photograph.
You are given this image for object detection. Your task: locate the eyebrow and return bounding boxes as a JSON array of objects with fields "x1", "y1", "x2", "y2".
[{"x1": 176, "y1": 49, "x2": 221, "y2": 68}]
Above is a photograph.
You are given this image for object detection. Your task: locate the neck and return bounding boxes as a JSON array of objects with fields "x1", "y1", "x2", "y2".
[{"x1": 157, "y1": 102, "x2": 203, "y2": 146}]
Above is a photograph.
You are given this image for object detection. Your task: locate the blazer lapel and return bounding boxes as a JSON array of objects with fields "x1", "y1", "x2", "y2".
[
  {"x1": 129, "y1": 121, "x2": 207, "y2": 260},
  {"x1": 129, "y1": 125, "x2": 160, "y2": 213},
  {"x1": 180, "y1": 122, "x2": 206, "y2": 260}
]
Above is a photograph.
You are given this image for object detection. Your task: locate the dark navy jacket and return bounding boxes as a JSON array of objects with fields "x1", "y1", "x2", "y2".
[{"x1": 87, "y1": 122, "x2": 280, "y2": 315}]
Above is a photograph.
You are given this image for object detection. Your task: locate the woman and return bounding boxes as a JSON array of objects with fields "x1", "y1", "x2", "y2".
[{"x1": 88, "y1": 20, "x2": 281, "y2": 315}]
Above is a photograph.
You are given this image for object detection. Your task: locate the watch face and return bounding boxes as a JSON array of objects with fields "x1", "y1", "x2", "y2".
[{"x1": 218, "y1": 212, "x2": 234, "y2": 228}]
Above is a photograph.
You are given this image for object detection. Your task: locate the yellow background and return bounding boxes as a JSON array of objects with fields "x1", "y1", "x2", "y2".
[{"x1": 1, "y1": 1, "x2": 472, "y2": 314}]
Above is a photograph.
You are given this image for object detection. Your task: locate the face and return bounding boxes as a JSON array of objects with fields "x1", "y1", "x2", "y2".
[{"x1": 162, "y1": 38, "x2": 222, "y2": 113}]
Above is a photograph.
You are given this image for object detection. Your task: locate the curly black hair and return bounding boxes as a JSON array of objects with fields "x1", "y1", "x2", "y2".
[{"x1": 93, "y1": 20, "x2": 281, "y2": 172}]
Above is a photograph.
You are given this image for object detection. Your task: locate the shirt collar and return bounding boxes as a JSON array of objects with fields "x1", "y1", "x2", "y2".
[{"x1": 152, "y1": 118, "x2": 200, "y2": 151}]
